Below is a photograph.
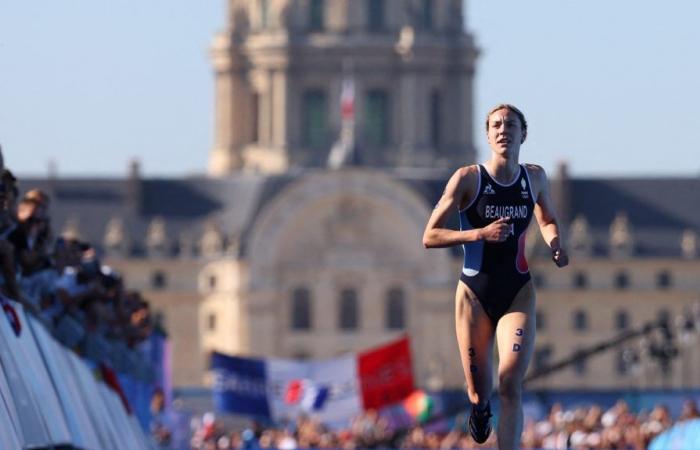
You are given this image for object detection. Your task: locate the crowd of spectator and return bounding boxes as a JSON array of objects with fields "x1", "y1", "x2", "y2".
[
  {"x1": 184, "y1": 398, "x2": 700, "y2": 450},
  {"x1": 0, "y1": 146, "x2": 158, "y2": 370}
]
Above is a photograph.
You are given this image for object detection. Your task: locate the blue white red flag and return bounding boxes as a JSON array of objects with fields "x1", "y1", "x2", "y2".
[
  {"x1": 340, "y1": 77, "x2": 355, "y2": 120},
  {"x1": 211, "y1": 336, "x2": 414, "y2": 425}
]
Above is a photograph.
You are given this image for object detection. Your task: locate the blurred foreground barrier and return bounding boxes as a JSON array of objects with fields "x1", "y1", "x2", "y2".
[
  {"x1": 649, "y1": 418, "x2": 700, "y2": 450},
  {"x1": 0, "y1": 300, "x2": 154, "y2": 450}
]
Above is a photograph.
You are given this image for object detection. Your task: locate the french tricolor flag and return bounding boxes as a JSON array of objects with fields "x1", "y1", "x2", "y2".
[
  {"x1": 340, "y1": 77, "x2": 355, "y2": 120},
  {"x1": 211, "y1": 337, "x2": 414, "y2": 426}
]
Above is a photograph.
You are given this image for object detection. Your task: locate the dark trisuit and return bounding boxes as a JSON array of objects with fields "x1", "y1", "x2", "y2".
[{"x1": 458, "y1": 164, "x2": 536, "y2": 324}]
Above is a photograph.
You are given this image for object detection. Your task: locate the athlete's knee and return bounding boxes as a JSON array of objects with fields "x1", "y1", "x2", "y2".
[{"x1": 497, "y1": 371, "x2": 523, "y2": 404}]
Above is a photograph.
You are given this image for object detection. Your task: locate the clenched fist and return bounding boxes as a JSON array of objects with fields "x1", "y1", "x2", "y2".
[
  {"x1": 552, "y1": 247, "x2": 569, "y2": 268},
  {"x1": 480, "y1": 217, "x2": 512, "y2": 243}
]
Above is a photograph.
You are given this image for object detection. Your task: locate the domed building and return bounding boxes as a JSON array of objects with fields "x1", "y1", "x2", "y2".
[{"x1": 24, "y1": 0, "x2": 700, "y2": 395}]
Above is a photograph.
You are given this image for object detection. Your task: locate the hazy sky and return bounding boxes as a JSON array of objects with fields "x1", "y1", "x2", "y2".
[{"x1": 1, "y1": 1, "x2": 699, "y2": 178}]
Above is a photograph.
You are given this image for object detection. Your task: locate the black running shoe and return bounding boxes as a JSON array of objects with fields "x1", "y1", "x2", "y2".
[{"x1": 468, "y1": 403, "x2": 492, "y2": 444}]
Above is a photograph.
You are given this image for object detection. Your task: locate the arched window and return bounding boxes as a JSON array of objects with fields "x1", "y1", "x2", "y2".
[
  {"x1": 291, "y1": 287, "x2": 312, "y2": 330},
  {"x1": 421, "y1": 0, "x2": 433, "y2": 29},
  {"x1": 365, "y1": 89, "x2": 390, "y2": 145},
  {"x1": 309, "y1": 0, "x2": 324, "y2": 30},
  {"x1": 339, "y1": 288, "x2": 359, "y2": 330},
  {"x1": 302, "y1": 89, "x2": 328, "y2": 148},
  {"x1": 385, "y1": 287, "x2": 405, "y2": 330},
  {"x1": 367, "y1": 0, "x2": 385, "y2": 31}
]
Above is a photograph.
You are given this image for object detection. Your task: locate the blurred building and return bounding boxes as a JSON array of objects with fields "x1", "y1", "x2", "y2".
[
  {"x1": 208, "y1": 0, "x2": 477, "y2": 174},
  {"x1": 24, "y1": 0, "x2": 700, "y2": 391}
]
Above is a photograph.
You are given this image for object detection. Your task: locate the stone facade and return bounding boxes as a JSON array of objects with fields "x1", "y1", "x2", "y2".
[
  {"x1": 530, "y1": 257, "x2": 700, "y2": 390},
  {"x1": 208, "y1": 0, "x2": 478, "y2": 175}
]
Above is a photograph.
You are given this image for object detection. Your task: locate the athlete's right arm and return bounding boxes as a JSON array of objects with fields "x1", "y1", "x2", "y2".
[{"x1": 422, "y1": 167, "x2": 510, "y2": 248}]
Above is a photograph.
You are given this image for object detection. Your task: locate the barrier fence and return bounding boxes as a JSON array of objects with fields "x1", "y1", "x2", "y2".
[{"x1": 0, "y1": 299, "x2": 155, "y2": 450}]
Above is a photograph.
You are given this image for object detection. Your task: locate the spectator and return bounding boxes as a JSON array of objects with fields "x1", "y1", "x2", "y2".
[
  {"x1": 54, "y1": 244, "x2": 106, "y2": 315},
  {"x1": 150, "y1": 387, "x2": 173, "y2": 448},
  {"x1": 10, "y1": 196, "x2": 52, "y2": 275},
  {"x1": 0, "y1": 169, "x2": 38, "y2": 314},
  {"x1": 10, "y1": 194, "x2": 56, "y2": 309},
  {"x1": 679, "y1": 399, "x2": 700, "y2": 422}
]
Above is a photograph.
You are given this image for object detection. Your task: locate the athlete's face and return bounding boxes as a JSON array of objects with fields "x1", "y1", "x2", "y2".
[{"x1": 487, "y1": 108, "x2": 526, "y2": 157}]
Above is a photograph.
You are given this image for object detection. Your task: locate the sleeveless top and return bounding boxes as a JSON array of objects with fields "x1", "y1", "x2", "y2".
[{"x1": 458, "y1": 164, "x2": 536, "y2": 278}]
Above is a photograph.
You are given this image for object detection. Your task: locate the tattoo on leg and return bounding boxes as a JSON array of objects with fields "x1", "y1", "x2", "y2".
[
  {"x1": 515, "y1": 328, "x2": 523, "y2": 336},
  {"x1": 470, "y1": 364, "x2": 478, "y2": 373},
  {"x1": 512, "y1": 343, "x2": 521, "y2": 352},
  {"x1": 468, "y1": 347, "x2": 476, "y2": 358}
]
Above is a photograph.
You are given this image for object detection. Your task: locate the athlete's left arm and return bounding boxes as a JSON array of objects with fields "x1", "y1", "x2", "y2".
[{"x1": 527, "y1": 164, "x2": 569, "y2": 268}]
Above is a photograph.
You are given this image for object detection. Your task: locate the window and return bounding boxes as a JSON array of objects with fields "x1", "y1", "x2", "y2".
[
  {"x1": 616, "y1": 349, "x2": 628, "y2": 375},
  {"x1": 207, "y1": 313, "x2": 217, "y2": 331},
  {"x1": 260, "y1": 0, "x2": 270, "y2": 28},
  {"x1": 421, "y1": 0, "x2": 433, "y2": 29},
  {"x1": 573, "y1": 309, "x2": 588, "y2": 331},
  {"x1": 367, "y1": 0, "x2": 385, "y2": 31},
  {"x1": 533, "y1": 345, "x2": 553, "y2": 371},
  {"x1": 573, "y1": 349, "x2": 587, "y2": 376},
  {"x1": 573, "y1": 271, "x2": 588, "y2": 289},
  {"x1": 293, "y1": 351, "x2": 310, "y2": 360},
  {"x1": 532, "y1": 271, "x2": 546, "y2": 289},
  {"x1": 535, "y1": 309, "x2": 546, "y2": 331},
  {"x1": 365, "y1": 89, "x2": 389, "y2": 145},
  {"x1": 251, "y1": 93, "x2": 260, "y2": 142},
  {"x1": 385, "y1": 287, "x2": 405, "y2": 330},
  {"x1": 657, "y1": 308, "x2": 671, "y2": 327},
  {"x1": 656, "y1": 270, "x2": 672, "y2": 289},
  {"x1": 302, "y1": 90, "x2": 328, "y2": 148},
  {"x1": 617, "y1": 347, "x2": 640, "y2": 375},
  {"x1": 615, "y1": 310, "x2": 629, "y2": 330},
  {"x1": 339, "y1": 288, "x2": 359, "y2": 330},
  {"x1": 291, "y1": 287, "x2": 312, "y2": 330},
  {"x1": 430, "y1": 90, "x2": 441, "y2": 147},
  {"x1": 309, "y1": 0, "x2": 324, "y2": 30},
  {"x1": 614, "y1": 271, "x2": 629, "y2": 290},
  {"x1": 151, "y1": 271, "x2": 166, "y2": 289}
]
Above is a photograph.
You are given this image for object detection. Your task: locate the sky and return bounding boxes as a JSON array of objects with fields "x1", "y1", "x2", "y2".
[{"x1": 1, "y1": 1, "x2": 699, "y2": 178}]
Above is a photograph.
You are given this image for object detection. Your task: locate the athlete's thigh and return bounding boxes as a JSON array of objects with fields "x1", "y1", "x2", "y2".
[
  {"x1": 455, "y1": 281, "x2": 496, "y2": 397},
  {"x1": 495, "y1": 280, "x2": 536, "y2": 380}
]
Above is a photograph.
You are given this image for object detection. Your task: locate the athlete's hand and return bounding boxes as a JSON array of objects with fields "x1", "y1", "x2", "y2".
[
  {"x1": 552, "y1": 247, "x2": 569, "y2": 267},
  {"x1": 480, "y1": 217, "x2": 511, "y2": 243}
]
